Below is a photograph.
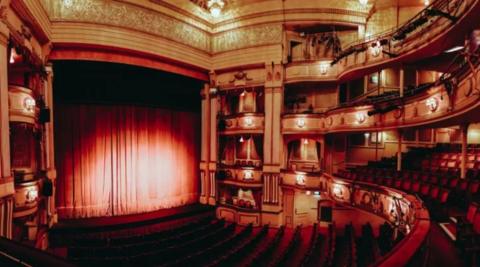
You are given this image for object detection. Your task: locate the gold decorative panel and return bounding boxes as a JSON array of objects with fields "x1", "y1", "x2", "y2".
[
  {"x1": 212, "y1": 24, "x2": 282, "y2": 53},
  {"x1": 45, "y1": 0, "x2": 210, "y2": 51}
]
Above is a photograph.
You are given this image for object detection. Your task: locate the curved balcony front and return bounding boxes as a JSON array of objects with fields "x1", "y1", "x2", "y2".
[
  {"x1": 217, "y1": 167, "x2": 263, "y2": 188},
  {"x1": 282, "y1": 170, "x2": 322, "y2": 190},
  {"x1": 219, "y1": 113, "x2": 264, "y2": 135},
  {"x1": 9, "y1": 85, "x2": 37, "y2": 124},
  {"x1": 322, "y1": 173, "x2": 430, "y2": 266},
  {"x1": 283, "y1": 63, "x2": 480, "y2": 134},
  {"x1": 13, "y1": 179, "x2": 40, "y2": 219},
  {"x1": 285, "y1": 0, "x2": 480, "y2": 83}
]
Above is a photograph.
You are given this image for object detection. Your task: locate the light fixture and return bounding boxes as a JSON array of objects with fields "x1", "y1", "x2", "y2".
[
  {"x1": 359, "y1": 0, "x2": 368, "y2": 6},
  {"x1": 23, "y1": 97, "x2": 36, "y2": 113},
  {"x1": 63, "y1": 0, "x2": 73, "y2": 8},
  {"x1": 240, "y1": 89, "x2": 246, "y2": 97},
  {"x1": 245, "y1": 117, "x2": 253, "y2": 126},
  {"x1": 424, "y1": 0, "x2": 430, "y2": 6},
  {"x1": 356, "y1": 112, "x2": 367, "y2": 124},
  {"x1": 370, "y1": 41, "x2": 382, "y2": 57},
  {"x1": 9, "y1": 48, "x2": 19, "y2": 64},
  {"x1": 319, "y1": 62, "x2": 329, "y2": 75},
  {"x1": 303, "y1": 139, "x2": 309, "y2": 145},
  {"x1": 207, "y1": 0, "x2": 225, "y2": 18},
  {"x1": 244, "y1": 170, "x2": 254, "y2": 180},
  {"x1": 296, "y1": 174, "x2": 306, "y2": 185},
  {"x1": 333, "y1": 184, "x2": 343, "y2": 196},
  {"x1": 296, "y1": 118, "x2": 306, "y2": 128},
  {"x1": 426, "y1": 97, "x2": 439, "y2": 112},
  {"x1": 444, "y1": 46, "x2": 464, "y2": 53},
  {"x1": 364, "y1": 132, "x2": 370, "y2": 138},
  {"x1": 26, "y1": 188, "x2": 38, "y2": 202},
  {"x1": 306, "y1": 190, "x2": 311, "y2": 195},
  {"x1": 239, "y1": 136, "x2": 244, "y2": 143}
]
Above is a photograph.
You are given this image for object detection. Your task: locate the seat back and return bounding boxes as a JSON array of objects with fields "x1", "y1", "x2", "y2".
[
  {"x1": 411, "y1": 181, "x2": 421, "y2": 193},
  {"x1": 420, "y1": 184, "x2": 430, "y2": 196},
  {"x1": 466, "y1": 202, "x2": 478, "y2": 224},
  {"x1": 429, "y1": 186, "x2": 440, "y2": 199},
  {"x1": 473, "y1": 212, "x2": 480, "y2": 234},
  {"x1": 437, "y1": 189, "x2": 450, "y2": 204}
]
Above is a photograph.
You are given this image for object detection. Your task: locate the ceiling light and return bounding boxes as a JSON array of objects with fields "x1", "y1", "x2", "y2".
[
  {"x1": 444, "y1": 46, "x2": 464, "y2": 53},
  {"x1": 359, "y1": 0, "x2": 368, "y2": 6},
  {"x1": 63, "y1": 0, "x2": 73, "y2": 8},
  {"x1": 207, "y1": 0, "x2": 225, "y2": 17}
]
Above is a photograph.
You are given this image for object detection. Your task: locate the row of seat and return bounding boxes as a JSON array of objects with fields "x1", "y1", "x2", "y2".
[{"x1": 68, "y1": 219, "x2": 226, "y2": 259}]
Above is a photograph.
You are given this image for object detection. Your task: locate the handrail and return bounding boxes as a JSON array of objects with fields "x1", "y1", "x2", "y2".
[
  {"x1": 322, "y1": 173, "x2": 430, "y2": 267},
  {"x1": 334, "y1": 0, "x2": 461, "y2": 64},
  {"x1": 0, "y1": 237, "x2": 75, "y2": 267}
]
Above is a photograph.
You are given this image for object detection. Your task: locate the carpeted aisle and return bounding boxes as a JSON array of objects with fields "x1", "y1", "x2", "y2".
[{"x1": 427, "y1": 223, "x2": 466, "y2": 267}]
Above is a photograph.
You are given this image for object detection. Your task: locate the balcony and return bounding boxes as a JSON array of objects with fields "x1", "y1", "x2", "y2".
[
  {"x1": 219, "y1": 113, "x2": 264, "y2": 134},
  {"x1": 284, "y1": 0, "x2": 478, "y2": 83}
]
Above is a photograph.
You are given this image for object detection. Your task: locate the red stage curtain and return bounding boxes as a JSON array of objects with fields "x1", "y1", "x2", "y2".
[{"x1": 55, "y1": 104, "x2": 200, "y2": 218}]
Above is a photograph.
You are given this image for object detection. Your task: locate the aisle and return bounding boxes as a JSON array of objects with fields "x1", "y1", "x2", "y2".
[{"x1": 427, "y1": 223, "x2": 466, "y2": 267}]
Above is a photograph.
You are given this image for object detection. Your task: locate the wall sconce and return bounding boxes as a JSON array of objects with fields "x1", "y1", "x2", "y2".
[
  {"x1": 306, "y1": 190, "x2": 311, "y2": 195},
  {"x1": 355, "y1": 112, "x2": 367, "y2": 124},
  {"x1": 244, "y1": 170, "x2": 254, "y2": 180},
  {"x1": 296, "y1": 174, "x2": 306, "y2": 185},
  {"x1": 424, "y1": 0, "x2": 430, "y2": 6},
  {"x1": 370, "y1": 41, "x2": 382, "y2": 57},
  {"x1": 426, "y1": 97, "x2": 439, "y2": 112},
  {"x1": 239, "y1": 136, "x2": 244, "y2": 143},
  {"x1": 364, "y1": 132, "x2": 370, "y2": 138},
  {"x1": 245, "y1": 117, "x2": 253, "y2": 127},
  {"x1": 319, "y1": 62, "x2": 329, "y2": 75},
  {"x1": 23, "y1": 97, "x2": 36, "y2": 113},
  {"x1": 207, "y1": 0, "x2": 225, "y2": 17},
  {"x1": 296, "y1": 118, "x2": 306, "y2": 128},
  {"x1": 333, "y1": 184, "x2": 343, "y2": 197},
  {"x1": 313, "y1": 191, "x2": 320, "y2": 198},
  {"x1": 26, "y1": 188, "x2": 38, "y2": 203},
  {"x1": 303, "y1": 139, "x2": 309, "y2": 145},
  {"x1": 240, "y1": 89, "x2": 246, "y2": 97}
]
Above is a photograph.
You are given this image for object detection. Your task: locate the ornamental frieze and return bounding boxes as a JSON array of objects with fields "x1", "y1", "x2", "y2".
[{"x1": 212, "y1": 24, "x2": 282, "y2": 53}]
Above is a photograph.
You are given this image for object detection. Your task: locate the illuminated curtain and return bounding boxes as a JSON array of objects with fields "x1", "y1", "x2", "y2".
[{"x1": 55, "y1": 104, "x2": 200, "y2": 218}]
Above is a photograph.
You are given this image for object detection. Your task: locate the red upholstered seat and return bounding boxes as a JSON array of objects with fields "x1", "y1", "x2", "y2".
[
  {"x1": 394, "y1": 179, "x2": 402, "y2": 189},
  {"x1": 411, "y1": 181, "x2": 421, "y2": 193},
  {"x1": 466, "y1": 203, "x2": 478, "y2": 224},
  {"x1": 449, "y1": 178, "x2": 459, "y2": 189},
  {"x1": 420, "y1": 183, "x2": 431, "y2": 197},
  {"x1": 458, "y1": 180, "x2": 469, "y2": 192},
  {"x1": 472, "y1": 212, "x2": 480, "y2": 234},
  {"x1": 440, "y1": 177, "x2": 449, "y2": 187},
  {"x1": 437, "y1": 189, "x2": 450, "y2": 204},
  {"x1": 402, "y1": 180, "x2": 412, "y2": 191},
  {"x1": 429, "y1": 186, "x2": 440, "y2": 200}
]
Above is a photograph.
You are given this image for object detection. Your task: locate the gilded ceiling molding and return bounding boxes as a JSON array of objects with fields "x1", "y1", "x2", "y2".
[
  {"x1": 212, "y1": 23, "x2": 282, "y2": 54},
  {"x1": 45, "y1": 0, "x2": 210, "y2": 52}
]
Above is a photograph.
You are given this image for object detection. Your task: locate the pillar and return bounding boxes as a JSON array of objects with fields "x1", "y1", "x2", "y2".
[
  {"x1": 0, "y1": 15, "x2": 14, "y2": 239},
  {"x1": 461, "y1": 124, "x2": 469, "y2": 179},
  {"x1": 262, "y1": 63, "x2": 284, "y2": 226},
  {"x1": 208, "y1": 84, "x2": 218, "y2": 205},
  {"x1": 199, "y1": 84, "x2": 210, "y2": 204},
  {"x1": 397, "y1": 130, "x2": 403, "y2": 171},
  {"x1": 43, "y1": 64, "x2": 57, "y2": 226},
  {"x1": 399, "y1": 68, "x2": 404, "y2": 97}
]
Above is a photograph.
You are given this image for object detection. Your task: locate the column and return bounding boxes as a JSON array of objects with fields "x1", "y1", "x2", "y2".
[
  {"x1": 399, "y1": 68, "x2": 404, "y2": 97},
  {"x1": 208, "y1": 86, "x2": 218, "y2": 205},
  {"x1": 262, "y1": 62, "x2": 283, "y2": 226},
  {"x1": 43, "y1": 64, "x2": 57, "y2": 226},
  {"x1": 199, "y1": 84, "x2": 210, "y2": 204},
  {"x1": 0, "y1": 17, "x2": 13, "y2": 239},
  {"x1": 461, "y1": 124, "x2": 469, "y2": 179},
  {"x1": 397, "y1": 130, "x2": 403, "y2": 171}
]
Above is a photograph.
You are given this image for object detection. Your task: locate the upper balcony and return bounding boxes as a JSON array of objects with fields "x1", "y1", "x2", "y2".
[
  {"x1": 283, "y1": 40, "x2": 480, "y2": 134},
  {"x1": 284, "y1": 0, "x2": 479, "y2": 83}
]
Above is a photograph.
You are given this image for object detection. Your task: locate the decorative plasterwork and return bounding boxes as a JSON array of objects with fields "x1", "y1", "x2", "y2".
[
  {"x1": 212, "y1": 23, "x2": 282, "y2": 53},
  {"x1": 45, "y1": 0, "x2": 211, "y2": 52}
]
